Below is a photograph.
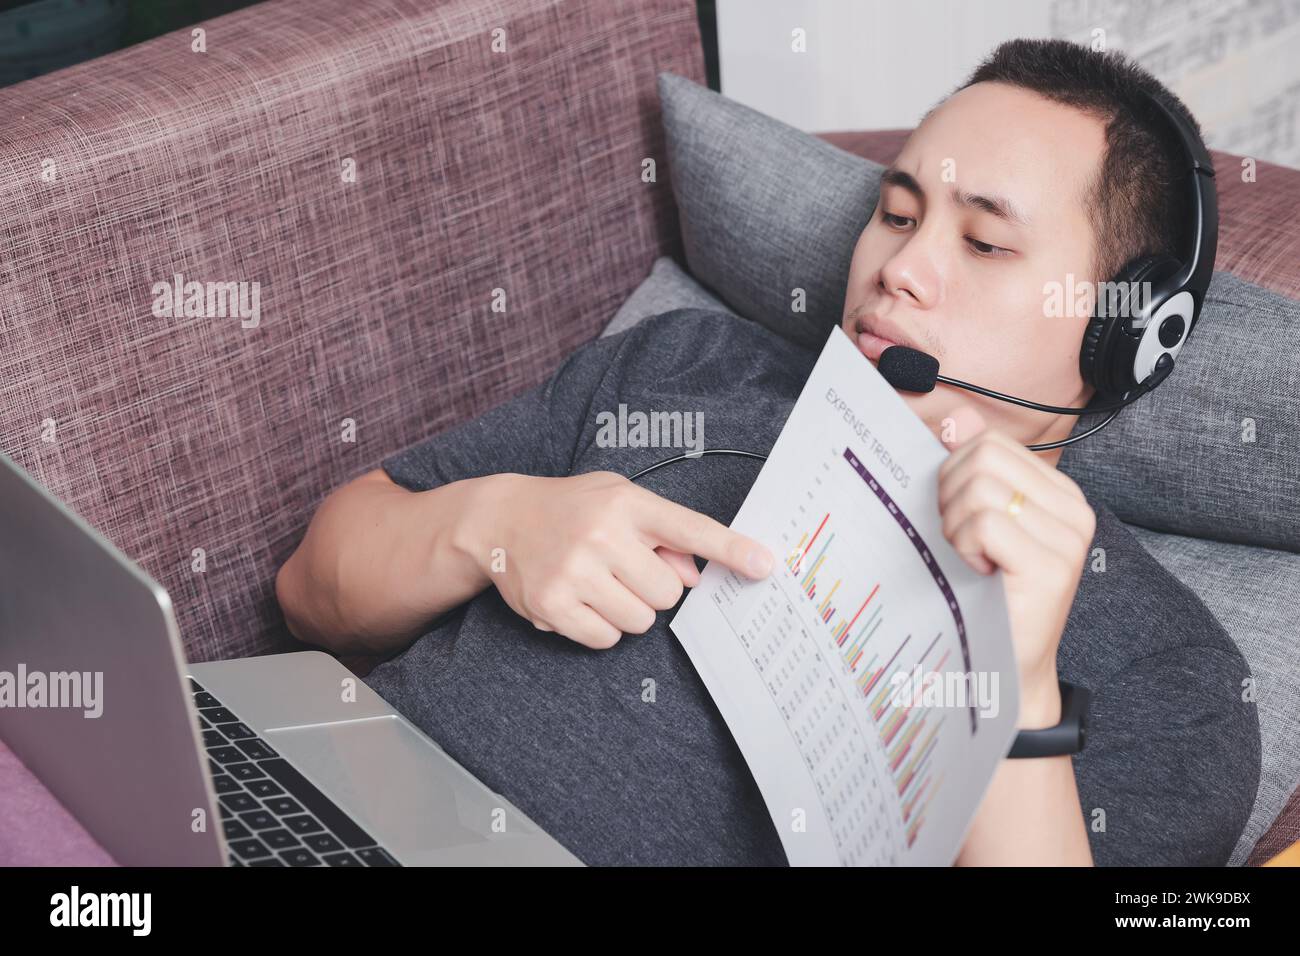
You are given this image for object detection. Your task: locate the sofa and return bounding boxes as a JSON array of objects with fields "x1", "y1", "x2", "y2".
[{"x1": 0, "y1": 0, "x2": 1295, "y2": 866}]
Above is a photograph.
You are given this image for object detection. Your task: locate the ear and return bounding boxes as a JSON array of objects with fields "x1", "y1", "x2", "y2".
[{"x1": 939, "y1": 403, "x2": 989, "y2": 452}]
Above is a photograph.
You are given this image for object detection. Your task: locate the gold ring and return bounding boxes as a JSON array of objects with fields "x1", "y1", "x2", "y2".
[{"x1": 1007, "y1": 489, "x2": 1025, "y2": 517}]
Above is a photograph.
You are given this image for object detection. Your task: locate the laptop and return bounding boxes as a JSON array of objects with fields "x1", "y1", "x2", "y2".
[{"x1": 0, "y1": 452, "x2": 581, "y2": 866}]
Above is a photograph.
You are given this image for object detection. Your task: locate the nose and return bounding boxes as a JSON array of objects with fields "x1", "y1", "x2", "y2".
[{"x1": 877, "y1": 234, "x2": 940, "y2": 309}]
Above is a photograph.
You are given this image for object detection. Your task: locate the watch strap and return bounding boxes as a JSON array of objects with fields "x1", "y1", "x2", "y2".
[{"x1": 1008, "y1": 679, "x2": 1091, "y2": 758}]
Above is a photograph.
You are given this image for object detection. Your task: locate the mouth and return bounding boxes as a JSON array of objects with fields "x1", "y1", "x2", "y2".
[{"x1": 852, "y1": 315, "x2": 917, "y2": 363}]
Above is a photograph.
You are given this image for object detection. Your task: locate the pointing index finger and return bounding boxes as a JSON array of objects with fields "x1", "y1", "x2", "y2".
[{"x1": 636, "y1": 493, "x2": 773, "y2": 579}]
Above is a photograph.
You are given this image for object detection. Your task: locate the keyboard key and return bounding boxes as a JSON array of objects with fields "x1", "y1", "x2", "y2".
[
  {"x1": 223, "y1": 820, "x2": 252, "y2": 841},
  {"x1": 211, "y1": 774, "x2": 240, "y2": 795},
  {"x1": 260, "y1": 828, "x2": 301, "y2": 851},
  {"x1": 282, "y1": 814, "x2": 324, "y2": 835},
  {"x1": 227, "y1": 762, "x2": 267, "y2": 782},
  {"x1": 263, "y1": 797, "x2": 304, "y2": 817},
  {"x1": 219, "y1": 793, "x2": 259, "y2": 814},
  {"x1": 219, "y1": 722, "x2": 257, "y2": 741},
  {"x1": 259, "y1": 759, "x2": 378, "y2": 849},
  {"x1": 202, "y1": 730, "x2": 226, "y2": 748},
  {"x1": 188, "y1": 678, "x2": 205, "y2": 693},
  {"x1": 208, "y1": 746, "x2": 244, "y2": 764},
  {"x1": 302, "y1": 833, "x2": 344, "y2": 854},
  {"x1": 245, "y1": 779, "x2": 284, "y2": 799},
  {"x1": 198, "y1": 716, "x2": 212, "y2": 729},
  {"x1": 218, "y1": 805, "x2": 232, "y2": 820},
  {"x1": 249, "y1": 858, "x2": 285, "y2": 866},
  {"x1": 279, "y1": 848, "x2": 321, "y2": 867},
  {"x1": 238, "y1": 810, "x2": 279, "y2": 831},
  {"x1": 204, "y1": 708, "x2": 238, "y2": 724},
  {"x1": 323, "y1": 851, "x2": 363, "y2": 867},
  {"x1": 193, "y1": 692, "x2": 222, "y2": 709},
  {"x1": 228, "y1": 838, "x2": 272, "y2": 860},
  {"x1": 235, "y1": 739, "x2": 278, "y2": 761},
  {"x1": 356, "y1": 847, "x2": 400, "y2": 867},
  {"x1": 208, "y1": 758, "x2": 223, "y2": 776}
]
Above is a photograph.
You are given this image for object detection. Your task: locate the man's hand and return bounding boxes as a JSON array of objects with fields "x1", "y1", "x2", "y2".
[
  {"x1": 936, "y1": 404, "x2": 1096, "y2": 726},
  {"x1": 459, "y1": 471, "x2": 774, "y2": 649}
]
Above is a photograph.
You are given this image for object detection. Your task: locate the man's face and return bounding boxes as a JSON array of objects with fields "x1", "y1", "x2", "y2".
[{"x1": 840, "y1": 81, "x2": 1104, "y2": 448}]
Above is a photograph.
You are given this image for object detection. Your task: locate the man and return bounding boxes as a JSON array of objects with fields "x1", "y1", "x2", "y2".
[{"x1": 275, "y1": 39, "x2": 1260, "y2": 865}]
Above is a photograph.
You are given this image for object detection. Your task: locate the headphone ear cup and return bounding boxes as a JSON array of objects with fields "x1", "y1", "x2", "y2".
[{"x1": 1080, "y1": 254, "x2": 1180, "y2": 397}]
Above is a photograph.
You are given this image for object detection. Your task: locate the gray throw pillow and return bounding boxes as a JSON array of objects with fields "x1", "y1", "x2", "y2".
[
  {"x1": 1058, "y1": 271, "x2": 1300, "y2": 553},
  {"x1": 653, "y1": 73, "x2": 1300, "y2": 864},
  {"x1": 657, "y1": 71, "x2": 1300, "y2": 554},
  {"x1": 658, "y1": 72, "x2": 882, "y2": 351},
  {"x1": 603, "y1": 256, "x2": 734, "y2": 337}
]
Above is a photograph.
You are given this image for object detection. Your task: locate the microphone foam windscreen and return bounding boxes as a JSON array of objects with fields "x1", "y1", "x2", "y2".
[{"x1": 877, "y1": 346, "x2": 939, "y2": 393}]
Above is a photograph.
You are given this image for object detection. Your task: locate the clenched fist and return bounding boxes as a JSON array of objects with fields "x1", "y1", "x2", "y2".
[{"x1": 937, "y1": 404, "x2": 1096, "y2": 724}]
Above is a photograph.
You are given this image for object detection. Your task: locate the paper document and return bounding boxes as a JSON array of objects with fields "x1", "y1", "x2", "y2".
[{"x1": 670, "y1": 325, "x2": 1020, "y2": 866}]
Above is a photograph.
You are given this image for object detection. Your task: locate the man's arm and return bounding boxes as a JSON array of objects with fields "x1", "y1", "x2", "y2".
[
  {"x1": 956, "y1": 683, "x2": 1094, "y2": 865},
  {"x1": 275, "y1": 468, "x2": 506, "y2": 656},
  {"x1": 936, "y1": 404, "x2": 1099, "y2": 865},
  {"x1": 276, "y1": 320, "x2": 626, "y2": 656},
  {"x1": 277, "y1": 466, "x2": 775, "y2": 657}
]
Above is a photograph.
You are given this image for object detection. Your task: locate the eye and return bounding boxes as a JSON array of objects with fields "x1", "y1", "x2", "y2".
[
  {"x1": 881, "y1": 211, "x2": 915, "y2": 230},
  {"x1": 966, "y1": 236, "x2": 1013, "y2": 258}
]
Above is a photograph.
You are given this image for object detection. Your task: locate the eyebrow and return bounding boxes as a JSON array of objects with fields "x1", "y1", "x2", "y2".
[{"x1": 880, "y1": 166, "x2": 1031, "y2": 227}]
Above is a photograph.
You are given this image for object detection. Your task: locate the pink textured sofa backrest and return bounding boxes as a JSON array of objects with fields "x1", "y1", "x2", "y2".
[{"x1": 0, "y1": 0, "x2": 704, "y2": 662}]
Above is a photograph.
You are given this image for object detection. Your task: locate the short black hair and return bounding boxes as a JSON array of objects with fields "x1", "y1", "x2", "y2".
[{"x1": 958, "y1": 38, "x2": 1204, "y2": 283}]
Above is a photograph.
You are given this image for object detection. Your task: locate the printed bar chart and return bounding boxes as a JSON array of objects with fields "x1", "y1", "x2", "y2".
[{"x1": 673, "y1": 325, "x2": 1018, "y2": 865}]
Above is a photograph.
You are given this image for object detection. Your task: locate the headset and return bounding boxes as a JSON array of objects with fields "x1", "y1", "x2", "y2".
[
  {"x1": 629, "y1": 86, "x2": 1218, "y2": 481},
  {"x1": 1079, "y1": 90, "x2": 1218, "y2": 403},
  {"x1": 875, "y1": 87, "x2": 1219, "y2": 451}
]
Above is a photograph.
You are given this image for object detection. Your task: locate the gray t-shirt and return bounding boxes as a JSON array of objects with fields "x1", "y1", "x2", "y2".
[{"x1": 362, "y1": 308, "x2": 1260, "y2": 866}]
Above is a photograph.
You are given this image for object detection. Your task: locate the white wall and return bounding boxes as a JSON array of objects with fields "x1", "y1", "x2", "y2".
[{"x1": 717, "y1": 0, "x2": 1300, "y2": 169}]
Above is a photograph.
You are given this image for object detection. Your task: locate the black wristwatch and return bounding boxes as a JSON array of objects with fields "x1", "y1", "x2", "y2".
[{"x1": 1008, "y1": 680, "x2": 1091, "y2": 758}]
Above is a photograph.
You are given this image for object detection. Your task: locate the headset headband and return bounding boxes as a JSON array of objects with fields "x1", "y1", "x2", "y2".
[
  {"x1": 1080, "y1": 88, "x2": 1220, "y2": 398},
  {"x1": 1136, "y1": 90, "x2": 1218, "y2": 331}
]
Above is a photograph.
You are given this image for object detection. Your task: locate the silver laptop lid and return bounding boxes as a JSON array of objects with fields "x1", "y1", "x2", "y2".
[{"x1": 0, "y1": 451, "x2": 224, "y2": 866}]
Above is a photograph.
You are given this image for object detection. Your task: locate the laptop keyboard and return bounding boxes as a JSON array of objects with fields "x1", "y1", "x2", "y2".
[{"x1": 188, "y1": 678, "x2": 401, "y2": 867}]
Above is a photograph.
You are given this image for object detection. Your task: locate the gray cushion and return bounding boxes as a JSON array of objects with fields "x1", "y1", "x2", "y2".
[
  {"x1": 607, "y1": 254, "x2": 1300, "y2": 862},
  {"x1": 658, "y1": 71, "x2": 1300, "y2": 555},
  {"x1": 603, "y1": 256, "x2": 734, "y2": 337},
  {"x1": 1127, "y1": 525, "x2": 1300, "y2": 865},
  {"x1": 658, "y1": 72, "x2": 880, "y2": 351},
  {"x1": 653, "y1": 71, "x2": 1300, "y2": 858},
  {"x1": 1058, "y1": 271, "x2": 1300, "y2": 554}
]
